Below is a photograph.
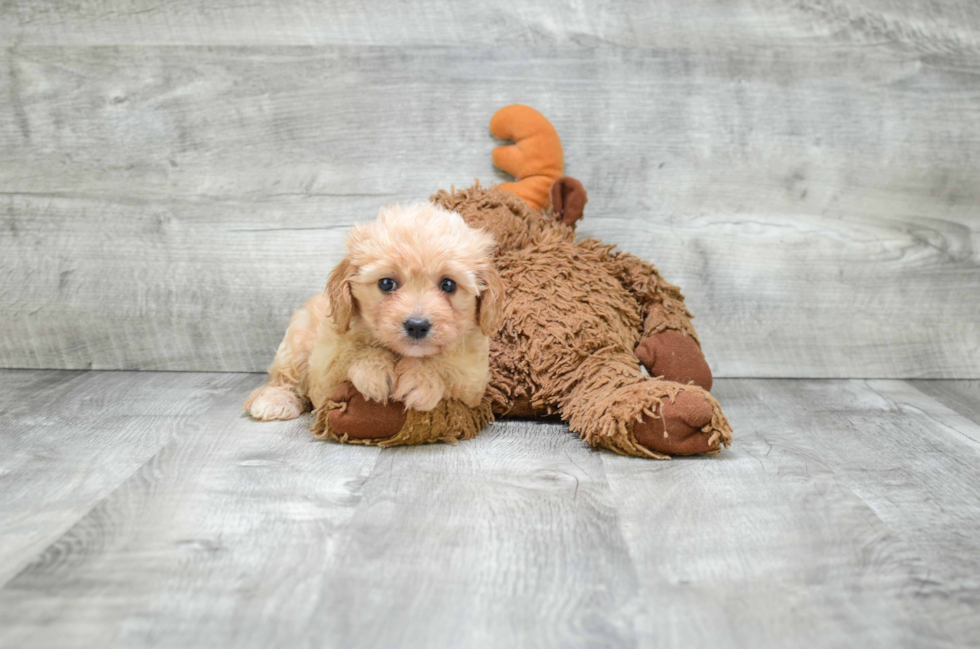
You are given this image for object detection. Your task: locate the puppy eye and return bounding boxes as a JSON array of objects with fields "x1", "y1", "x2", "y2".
[
  {"x1": 439, "y1": 278, "x2": 457, "y2": 294},
  {"x1": 378, "y1": 278, "x2": 398, "y2": 292}
]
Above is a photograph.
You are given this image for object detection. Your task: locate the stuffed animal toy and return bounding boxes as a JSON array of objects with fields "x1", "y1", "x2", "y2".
[{"x1": 313, "y1": 105, "x2": 732, "y2": 458}]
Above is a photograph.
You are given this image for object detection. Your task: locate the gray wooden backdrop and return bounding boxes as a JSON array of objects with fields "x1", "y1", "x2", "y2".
[{"x1": 2, "y1": 0, "x2": 978, "y2": 378}]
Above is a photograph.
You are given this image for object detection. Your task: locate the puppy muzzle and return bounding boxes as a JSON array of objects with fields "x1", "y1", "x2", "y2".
[{"x1": 403, "y1": 317, "x2": 432, "y2": 340}]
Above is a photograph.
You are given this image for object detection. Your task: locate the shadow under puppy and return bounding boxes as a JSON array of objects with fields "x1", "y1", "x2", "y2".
[{"x1": 245, "y1": 203, "x2": 503, "y2": 429}]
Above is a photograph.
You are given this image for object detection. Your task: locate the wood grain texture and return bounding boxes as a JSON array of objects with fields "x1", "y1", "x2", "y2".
[
  {"x1": 303, "y1": 421, "x2": 639, "y2": 649},
  {"x1": 2, "y1": 373, "x2": 980, "y2": 647},
  {"x1": 2, "y1": 0, "x2": 979, "y2": 49},
  {"x1": 1, "y1": 2, "x2": 979, "y2": 377},
  {"x1": 0, "y1": 369, "x2": 246, "y2": 587},
  {"x1": 910, "y1": 380, "x2": 980, "y2": 434},
  {"x1": 0, "y1": 371, "x2": 382, "y2": 648},
  {"x1": 600, "y1": 378, "x2": 980, "y2": 647}
]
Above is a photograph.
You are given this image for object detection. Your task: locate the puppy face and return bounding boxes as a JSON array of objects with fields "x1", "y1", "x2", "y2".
[{"x1": 327, "y1": 203, "x2": 503, "y2": 358}]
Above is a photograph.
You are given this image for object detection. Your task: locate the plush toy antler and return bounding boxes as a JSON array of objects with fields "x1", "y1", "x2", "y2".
[
  {"x1": 490, "y1": 105, "x2": 588, "y2": 224},
  {"x1": 490, "y1": 105, "x2": 565, "y2": 211}
]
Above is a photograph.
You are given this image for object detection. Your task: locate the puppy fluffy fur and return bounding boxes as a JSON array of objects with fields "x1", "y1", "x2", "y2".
[{"x1": 245, "y1": 202, "x2": 503, "y2": 421}]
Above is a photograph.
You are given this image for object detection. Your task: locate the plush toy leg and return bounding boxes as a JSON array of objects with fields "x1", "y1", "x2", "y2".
[
  {"x1": 603, "y1": 253, "x2": 713, "y2": 391},
  {"x1": 559, "y1": 348, "x2": 731, "y2": 459},
  {"x1": 310, "y1": 382, "x2": 493, "y2": 448}
]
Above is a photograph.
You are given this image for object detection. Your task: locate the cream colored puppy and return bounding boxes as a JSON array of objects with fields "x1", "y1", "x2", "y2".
[{"x1": 245, "y1": 203, "x2": 503, "y2": 421}]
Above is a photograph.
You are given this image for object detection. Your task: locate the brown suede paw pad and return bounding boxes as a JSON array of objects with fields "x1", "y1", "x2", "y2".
[
  {"x1": 633, "y1": 391, "x2": 721, "y2": 456},
  {"x1": 318, "y1": 382, "x2": 407, "y2": 441},
  {"x1": 635, "y1": 329, "x2": 713, "y2": 391}
]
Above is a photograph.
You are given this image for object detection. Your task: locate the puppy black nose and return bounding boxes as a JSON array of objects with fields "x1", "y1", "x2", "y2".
[{"x1": 403, "y1": 317, "x2": 431, "y2": 340}]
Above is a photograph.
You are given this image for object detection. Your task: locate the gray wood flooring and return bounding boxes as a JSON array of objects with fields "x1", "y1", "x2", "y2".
[
  {"x1": 1, "y1": 370, "x2": 979, "y2": 648},
  {"x1": 2, "y1": 0, "x2": 979, "y2": 377}
]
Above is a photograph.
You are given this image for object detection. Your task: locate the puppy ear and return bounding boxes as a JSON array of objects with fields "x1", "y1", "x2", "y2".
[
  {"x1": 325, "y1": 258, "x2": 356, "y2": 333},
  {"x1": 477, "y1": 265, "x2": 505, "y2": 336}
]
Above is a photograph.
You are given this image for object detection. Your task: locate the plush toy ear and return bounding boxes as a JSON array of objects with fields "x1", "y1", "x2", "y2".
[
  {"x1": 550, "y1": 176, "x2": 588, "y2": 226},
  {"x1": 325, "y1": 257, "x2": 356, "y2": 333},
  {"x1": 477, "y1": 265, "x2": 505, "y2": 336}
]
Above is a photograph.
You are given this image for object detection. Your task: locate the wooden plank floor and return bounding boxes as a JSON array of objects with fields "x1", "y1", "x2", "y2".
[{"x1": 1, "y1": 371, "x2": 979, "y2": 648}]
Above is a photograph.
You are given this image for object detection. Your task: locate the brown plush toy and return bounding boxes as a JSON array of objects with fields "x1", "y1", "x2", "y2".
[{"x1": 314, "y1": 105, "x2": 732, "y2": 458}]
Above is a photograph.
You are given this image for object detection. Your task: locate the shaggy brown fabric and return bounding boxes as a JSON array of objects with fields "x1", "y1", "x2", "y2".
[
  {"x1": 641, "y1": 288, "x2": 700, "y2": 342},
  {"x1": 636, "y1": 329, "x2": 714, "y2": 391},
  {"x1": 431, "y1": 181, "x2": 568, "y2": 254},
  {"x1": 429, "y1": 183, "x2": 732, "y2": 457}
]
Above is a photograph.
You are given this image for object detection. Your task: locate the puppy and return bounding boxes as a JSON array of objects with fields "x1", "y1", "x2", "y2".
[{"x1": 245, "y1": 202, "x2": 503, "y2": 422}]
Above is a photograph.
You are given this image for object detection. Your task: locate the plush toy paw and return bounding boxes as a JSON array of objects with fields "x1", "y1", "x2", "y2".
[
  {"x1": 632, "y1": 390, "x2": 723, "y2": 456},
  {"x1": 635, "y1": 329, "x2": 713, "y2": 391},
  {"x1": 314, "y1": 383, "x2": 493, "y2": 447},
  {"x1": 324, "y1": 382, "x2": 407, "y2": 440}
]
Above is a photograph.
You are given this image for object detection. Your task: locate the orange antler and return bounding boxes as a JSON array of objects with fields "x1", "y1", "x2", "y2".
[{"x1": 489, "y1": 105, "x2": 564, "y2": 211}]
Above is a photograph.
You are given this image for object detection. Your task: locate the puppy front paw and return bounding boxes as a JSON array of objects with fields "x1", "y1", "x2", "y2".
[
  {"x1": 459, "y1": 380, "x2": 490, "y2": 409},
  {"x1": 393, "y1": 366, "x2": 445, "y2": 412},
  {"x1": 244, "y1": 385, "x2": 307, "y2": 421},
  {"x1": 347, "y1": 356, "x2": 396, "y2": 404}
]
